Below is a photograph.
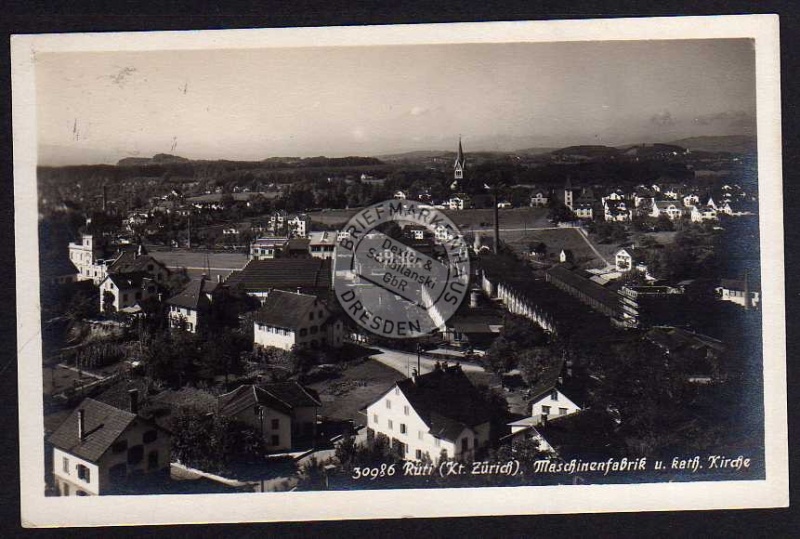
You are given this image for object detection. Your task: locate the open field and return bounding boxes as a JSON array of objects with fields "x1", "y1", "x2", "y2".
[
  {"x1": 308, "y1": 358, "x2": 406, "y2": 425},
  {"x1": 308, "y1": 206, "x2": 551, "y2": 230},
  {"x1": 502, "y1": 227, "x2": 617, "y2": 268}
]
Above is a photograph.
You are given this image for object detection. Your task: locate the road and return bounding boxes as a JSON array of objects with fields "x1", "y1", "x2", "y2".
[{"x1": 369, "y1": 346, "x2": 486, "y2": 377}]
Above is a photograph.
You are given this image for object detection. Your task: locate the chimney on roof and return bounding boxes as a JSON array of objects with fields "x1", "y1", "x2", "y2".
[
  {"x1": 129, "y1": 389, "x2": 139, "y2": 414},
  {"x1": 78, "y1": 409, "x2": 86, "y2": 439}
]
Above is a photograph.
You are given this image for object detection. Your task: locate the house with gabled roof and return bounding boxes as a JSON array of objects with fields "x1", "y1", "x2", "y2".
[
  {"x1": 364, "y1": 364, "x2": 493, "y2": 462},
  {"x1": 166, "y1": 276, "x2": 218, "y2": 333},
  {"x1": 223, "y1": 257, "x2": 332, "y2": 302},
  {"x1": 252, "y1": 290, "x2": 343, "y2": 351},
  {"x1": 650, "y1": 200, "x2": 684, "y2": 220},
  {"x1": 98, "y1": 272, "x2": 158, "y2": 313},
  {"x1": 509, "y1": 360, "x2": 582, "y2": 429},
  {"x1": 48, "y1": 397, "x2": 171, "y2": 496},
  {"x1": 218, "y1": 382, "x2": 321, "y2": 451}
]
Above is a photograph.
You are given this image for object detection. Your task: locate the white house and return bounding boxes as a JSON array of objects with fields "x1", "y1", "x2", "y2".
[
  {"x1": 287, "y1": 214, "x2": 310, "y2": 238},
  {"x1": 690, "y1": 205, "x2": 718, "y2": 223},
  {"x1": 393, "y1": 190, "x2": 407, "y2": 200},
  {"x1": 573, "y1": 203, "x2": 593, "y2": 220},
  {"x1": 615, "y1": 247, "x2": 646, "y2": 273},
  {"x1": 604, "y1": 200, "x2": 632, "y2": 222},
  {"x1": 530, "y1": 192, "x2": 549, "y2": 207},
  {"x1": 249, "y1": 236, "x2": 290, "y2": 260},
  {"x1": 99, "y1": 273, "x2": 157, "y2": 313},
  {"x1": 253, "y1": 290, "x2": 343, "y2": 351},
  {"x1": 364, "y1": 364, "x2": 492, "y2": 462},
  {"x1": 716, "y1": 278, "x2": 760, "y2": 309},
  {"x1": 68, "y1": 234, "x2": 110, "y2": 284},
  {"x1": 166, "y1": 276, "x2": 217, "y2": 333},
  {"x1": 218, "y1": 382, "x2": 321, "y2": 451},
  {"x1": 525, "y1": 361, "x2": 581, "y2": 426},
  {"x1": 308, "y1": 231, "x2": 337, "y2": 259},
  {"x1": 650, "y1": 200, "x2": 683, "y2": 220},
  {"x1": 448, "y1": 195, "x2": 470, "y2": 211},
  {"x1": 497, "y1": 201, "x2": 512, "y2": 209},
  {"x1": 48, "y1": 396, "x2": 171, "y2": 496},
  {"x1": 682, "y1": 193, "x2": 700, "y2": 208}
]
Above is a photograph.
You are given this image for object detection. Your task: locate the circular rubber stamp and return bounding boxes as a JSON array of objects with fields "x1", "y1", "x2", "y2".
[{"x1": 334, "y1": 200, "x2": 470, "y2": 339}]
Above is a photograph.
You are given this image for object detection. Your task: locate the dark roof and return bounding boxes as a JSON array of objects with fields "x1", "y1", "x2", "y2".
[
  {"x1": 260, "y1": 381, "x2": 321, "y2": 409},
  {"x1": 218, "y1": 381, "x2": 320, "y2": 418},
  {"x1": 223, "y1": 258, "x2": 331, "y2": 293},
  {"x1": 396, "y1": 366, "x2": 492, "y2": 442},
  {"x1": 107, "y1": 251, "x2": 168, "y2": 276},
  {"x1": 546, "y1": 265, "x2": 620, "y2": 312},
  {"x1": 253, "y1": 290, "x2": 323, "y2": 329},
  {"x1": 287, "y1": 238, "x2": 311, "y2": 252},
  {"x1": 645, "y1": 326, "x2": 725, "y2": 356},
  {"x1": 106, "y1": 271, "x2": 151, "y2": 290},
  {"x1": 167, "y1": 277, "x2": 217, "y2": 310},
  {"x1": 48, "y1": 398, "x2": 137, "y2": 462},
  {"x1": 527, "y1": 359, "x2": 566, "y2": 404}
]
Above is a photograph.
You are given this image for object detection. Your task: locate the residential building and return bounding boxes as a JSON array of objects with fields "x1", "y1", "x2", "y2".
[
  {"x1": 573, "y1": 203, "x2": 594, "y2": 220},
  {"x1": 530, "y1": 191, "x2": 549, "y2": 207},
  {"x1": 253, "y1": 290, "x2": 343, "y2": 351},
  {"x1": 308, "y1": 231, "x2": 337, "y2": 259},
  {"x1": 448, "y1": 194, "x2": 471, "y2": 211},
  {"x1": 287, "y1": 214, "x2": 310, "y2": 238},
  {"x1": 508, "y1": 360, "x2": 581, "y2": 429},
  {"x1": 166, "y1": 276, "x2": 218, "y2": 333},
  {"x1": 48, "y1": 396, "x2": 171, "y2": 496},
  {"x1": 364, "y1": 364, "x2": 492, "y2": 462},
  {"x1": 106, "y1": 248, "x2": 170, "y2": 285},
  {"x1": 716, "y1": 278, "x2": 760, "y2": 309},
  {"x1": 614, "y1": 247, "x2": 646, "y2": 273},
  {"x1": 650, "y1": 200, "x2": 684, "y2": 220},
  {"x1": 249, "y1": 236, "x2": 290, "y2": 260},
  {"x1": 218, "y1": 382, "x2": 321, "y2": 451},
  {"x1": 603, "y1": 200, "x2": 632, "y2": 222},
  {"x1": 98, "y1": 272, "x2": 158, "y2": 313},
  {"x1": 545, "y1": 265, "x2": 621, "y2": 321},
  {"x1": 690, "y1": 205, "x2": 718, "y2": 223}
]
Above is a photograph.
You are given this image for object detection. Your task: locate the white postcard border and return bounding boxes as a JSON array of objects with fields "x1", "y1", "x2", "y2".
[{"x1": 12, "y1": 14, "x2": 786, "y2": 527}]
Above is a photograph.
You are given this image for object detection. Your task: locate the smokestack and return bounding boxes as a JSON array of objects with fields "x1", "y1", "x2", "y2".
[
  {"x1": 78, "y1": 409, "x2": 86, "y2": 439},
  {"x1": 129, "y1": 389, "x2": 139, "y2": 414},
  {"x1": 102, "y1": 184, "x2": 107, "y2": 212},
  {"x1": 493, "y1": 194, "x2": 500, "y2": 254}
]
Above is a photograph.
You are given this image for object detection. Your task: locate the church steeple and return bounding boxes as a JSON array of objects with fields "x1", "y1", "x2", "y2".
[{"x1": 453, "y1": 137, "x2": 465, "y2": 185}]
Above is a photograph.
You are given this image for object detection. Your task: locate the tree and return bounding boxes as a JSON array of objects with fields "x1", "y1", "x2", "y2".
[{"x1": 102, "y1": 291, "x2": 116, "y2": 315}]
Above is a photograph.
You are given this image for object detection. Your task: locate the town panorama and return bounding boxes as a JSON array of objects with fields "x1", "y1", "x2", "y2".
[{"x1": 38, "y1": 135, "x2": 763, "y2": 495}]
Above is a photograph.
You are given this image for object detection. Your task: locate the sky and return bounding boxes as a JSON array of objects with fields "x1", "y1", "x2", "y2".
[{"x1": 36, "y1": 39, "x2": 756, "y2": 165}]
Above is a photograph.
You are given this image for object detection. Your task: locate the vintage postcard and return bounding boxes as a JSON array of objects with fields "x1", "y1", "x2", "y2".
[{"x1": 13, "y1": 15, "x2": 786, "y2": 526}]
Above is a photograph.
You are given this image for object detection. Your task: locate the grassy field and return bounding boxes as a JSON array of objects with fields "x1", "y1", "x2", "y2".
[
  {"x1": 148, "y1": 250, "x2": 249, "y2": 280},
  {"x1": 308, "y1": 207, "x2": 550, "y2": 230},
  {"x1": 502, "y1": 227, "x2": 618, "y2": 268}
]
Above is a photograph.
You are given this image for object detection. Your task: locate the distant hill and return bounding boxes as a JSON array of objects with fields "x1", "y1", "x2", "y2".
[
  {"x1": 551, "y1": 145, "x2": 620, "y2": 159},
  {"x1": 376, "y1": 150, "x2": 451, "y2": 162},
  {"x1": 667, "y1": 135, "x2": 756, "y2": 154},
  {"x1": 620, "y1": 143, "x2": 688, "y2": 158},
  {"x1": 117, "y1": 154, "x2": 189, "y2": 166},
  {"x1": 514, "y1": 147, "x2": 559, "y2": 156}
]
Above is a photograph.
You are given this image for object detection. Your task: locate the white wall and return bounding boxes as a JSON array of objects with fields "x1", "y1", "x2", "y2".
[
  {"x1": 53, "y1": 447, "x2": 100, "y2": 496},
  {"x1": 530, "y1": 389, "x2": 581, "y2": 425}
]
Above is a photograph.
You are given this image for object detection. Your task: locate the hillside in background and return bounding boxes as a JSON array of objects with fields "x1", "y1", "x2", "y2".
[{"x1": 667, "y1": 135, "x2": 756, "y2": 154}]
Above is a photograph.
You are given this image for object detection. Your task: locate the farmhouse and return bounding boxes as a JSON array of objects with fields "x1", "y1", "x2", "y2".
[
  {"x1": 365, "y1": 364, "x2": 492, "y2": 462},
  {"x1": 166, "y1": 276, "x2": 218, "y2": 333},
  {"x1": 224, "y1": 257, "x2": 331, "y2": 302},
  {"x1": 218, "y1": 382, "x2": 321, "y2": 451},
  {"x1": 48, "y1": 396, "x2": 171, "y2": 496},
  {"x1": 252, "y1": 290, "x2": 343, "y2": 351}
]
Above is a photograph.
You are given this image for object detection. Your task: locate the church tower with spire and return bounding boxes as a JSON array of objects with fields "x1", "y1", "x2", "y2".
[{"x1": 453, "y1": 137, "x2": 465, "y2": 187}]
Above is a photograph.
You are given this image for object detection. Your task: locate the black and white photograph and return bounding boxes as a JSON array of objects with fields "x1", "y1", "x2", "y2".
[{"x1": 12, "y1": 15, "x2": 787, "y2": 526}]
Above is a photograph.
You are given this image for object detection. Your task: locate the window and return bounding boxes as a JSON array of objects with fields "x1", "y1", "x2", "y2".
[
  {"x1": 143, "y1": 430, "x2": 158, "y2": 444},
  {"x1": 147, "y1": 450, "x2": 159, "y2": 470},
  {"x1": 127, "y1": 445, "x2": 144, "y2": 465},
  {"x1": 542, "y1": 406, "x2": 551, "y2": 415},
  {"x1": 300, "y1": 328, "x2": 308, "y2": 337},
  {"x1": 400, "y1": 424, "x2": 407, "y2": 435},
  {"x1": 387, "y1": 419, "x2": 393, "y2": 431},
  {"x1": 62, "y1": 457, "x2": 69, "y2": 473},
  {"x1": 63, "y1": 483, "x2": 70, "y2": 496},
  {"x1": 559, "y1": 408, "x2": 568, "y2": 416},
  {"x1": 394, "y1": 388, "x2": 399, "y2": 396},
  {"x1": 403, "y1": 405, "x2": 409, "y2": 416},
  {"x1": 551, "y1": 390, "x2": 559, "y2": 401},
  {"x1": 418, "y1": 430, "x2": 423, "y2": 440},
  {"x1": 310, "y1": 326, "x2": 318, "y2": 334},
  {"x1": 461, "y1": 438, "x2": 469, "y2": 453},
  {"x1": 271, "y1": 435, "x2": 280, "y2": 446},
  {"x1": 112, "y1": 440, "x2": 128, "y2": 453},
  {"x1": 271, "y1": 418, "x2": 279, "y2": 430},
  {"x1": 434, "y1": 438, "x2": 440, "y2": 448},
  {"x1": 385, "y1": 399, "x2": 391, "y2": 409},
  {"x1": 310, "y1": 312, "x2": 314, "y2": 321},
  {"x1": 373, "y1": 414, "x2": 379, "y2": 424},
  {"x1": 77, "y1": 464, "x2": 91, "y2": 483}
]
